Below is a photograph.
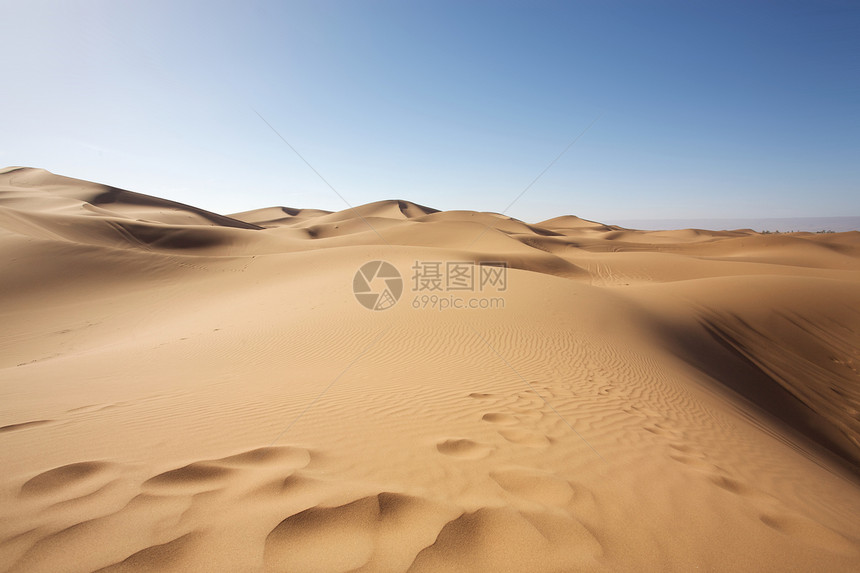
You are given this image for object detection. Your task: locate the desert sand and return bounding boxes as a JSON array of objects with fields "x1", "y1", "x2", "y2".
[{"x1": 1, "y1": 166, "x2": 859, "y2": 572}]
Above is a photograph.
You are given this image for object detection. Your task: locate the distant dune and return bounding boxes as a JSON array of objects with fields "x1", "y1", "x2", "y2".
[
  {"x1": 2, "y1": 167, "x2": 860, "y2": 572},
  {"x1": 611, "y1": 216, "x2": 860, "y2": 233}
]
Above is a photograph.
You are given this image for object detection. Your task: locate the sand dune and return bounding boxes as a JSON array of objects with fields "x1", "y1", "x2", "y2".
[
  {"x1": 230, "y1": 207, "x2": 335, "y2": 228},
  {"x1": 1, "y1": 167, "x2": 860, "y2": 572}
]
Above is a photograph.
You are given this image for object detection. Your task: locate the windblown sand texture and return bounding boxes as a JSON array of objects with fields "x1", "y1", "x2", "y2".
[{"x1": 1, "y1": 167, "x2": 860, "y2": 572}]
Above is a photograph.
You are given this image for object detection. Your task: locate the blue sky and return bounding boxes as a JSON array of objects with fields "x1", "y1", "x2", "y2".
[{"x1": 1, "y1": 0, "x2": 857, "y2": 223}]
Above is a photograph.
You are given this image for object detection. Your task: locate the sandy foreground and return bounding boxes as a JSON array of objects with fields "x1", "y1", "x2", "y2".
[{"x1": 1, "y1": 166, "x2": 859, "y2": 572}]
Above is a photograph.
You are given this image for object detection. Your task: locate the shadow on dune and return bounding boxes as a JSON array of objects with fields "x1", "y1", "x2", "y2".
[
  {"x1": 91, "y1": 187, "x2": 262, "y2": 230},
  {"x1": 107, "y1": 220, "x2": 233, "y2": 250},
  {"x1": 657, "y1": 311, "x2": 860, "y2": 475}
]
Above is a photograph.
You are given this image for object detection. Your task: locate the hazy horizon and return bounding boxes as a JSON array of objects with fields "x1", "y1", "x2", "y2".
[{"x1": 608, "y1": 215, "x2": 860, "y2": 233}]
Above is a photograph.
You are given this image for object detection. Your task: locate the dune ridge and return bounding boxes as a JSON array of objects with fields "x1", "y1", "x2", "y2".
[{"x1": 1, "y1": 167, "x2": 859, "y2": 572}]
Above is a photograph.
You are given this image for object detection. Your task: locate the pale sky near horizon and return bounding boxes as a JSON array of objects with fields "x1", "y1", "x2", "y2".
[{"x1": 1, "y1": 0, "x2": 858, "y2": 224}]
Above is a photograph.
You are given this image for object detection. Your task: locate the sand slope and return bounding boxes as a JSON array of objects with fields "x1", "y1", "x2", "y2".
[{"x1": 1, "y1": 167, "x2": 860, "y2": 572}]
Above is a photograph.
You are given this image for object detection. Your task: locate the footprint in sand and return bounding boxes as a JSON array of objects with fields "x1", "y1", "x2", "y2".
[
  {"x1": 667, "y1": 442, "x2": 695, "y2": 454},
  {"x1": 707, "y1": 473, "x2": 756, "y2": 496},
  {"x1": 408, "y1": 505, "x2": 603, "y2": 572},
  {"x1": 143, "y1": 462, "x2": 235, "y2": 493},
  {"x1": 264, "y1": 492, "x2": 456, "y2": 573},
  {"x1": 436, "y1": 438, "x2": 494, "y2": 459},
  {"x1": 481, "y1": 412, "x2": 519, "y2": 425},
  {"x1": 509, "y1": 407, "x2": 544, "y2": 422},
  {"x1": 20, "y1": 461, "x2": 115, "y2": 498},
  {"x1": 668, "y1": 453, "x2": 716, "y2": 471},
  {"x1": 490, "y1": 467, "x2": 574, "y2": 506},
  {"x1": 683, "y1": 461, "x2": 860, "y2": 556},
  {"x1": 250, "y1": 470, "x2": 320, "y2": 498},
  {"x1": 497, "y1": 428, "x2": 551, "y2": 449},
  {"x1": 622, "y1": 404, "x2": 661, "y2": 418},
  {"x1": 143, "y1": 446, "x2": 313, "y2": 494},
  {"x1": 642, "y1": 422, "x2": 679, "y2": 438},
  {"x1": 665, "y1": 442, "x2": 720, "y2": 471},
  {"x1": 758, "y1": 512, "x2": 857, "y2": 554}
]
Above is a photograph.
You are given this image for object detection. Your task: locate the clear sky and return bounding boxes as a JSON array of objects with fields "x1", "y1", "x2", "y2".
[{"x1": 2, "y1": 0, "x2": 858, "y2": 224}]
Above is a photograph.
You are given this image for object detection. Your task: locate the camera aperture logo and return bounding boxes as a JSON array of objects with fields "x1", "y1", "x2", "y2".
[
  {"x1": 353, "y1": 260, "x2": 507, "y2": 311},
  {"x1": 353, "y1": 261, "x2": 403, "y2": 310}
]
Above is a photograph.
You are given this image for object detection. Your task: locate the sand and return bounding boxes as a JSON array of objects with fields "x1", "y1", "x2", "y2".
[{"x1": 1, "y1": 166, "x2": 859, "y2": 572}]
